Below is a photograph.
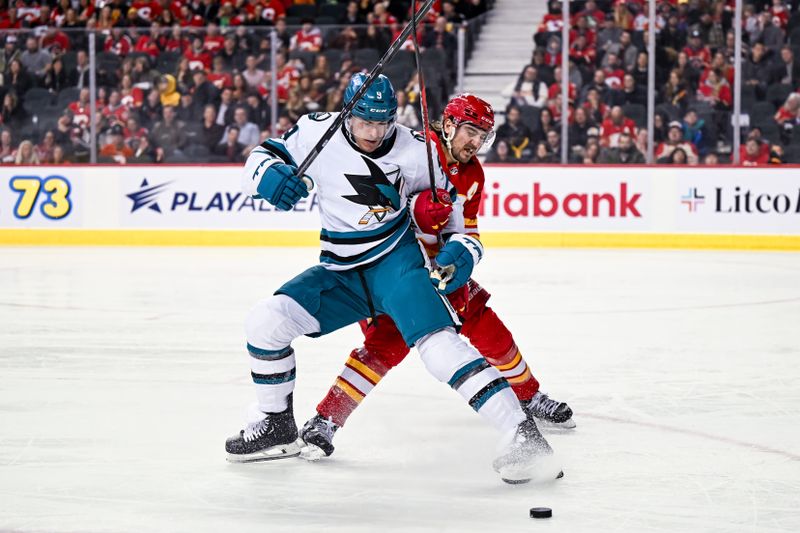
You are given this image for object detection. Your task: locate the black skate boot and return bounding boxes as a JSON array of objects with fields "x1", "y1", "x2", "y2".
[
  {"x1": 521, "y1": 391, "x2": 576, "y2": 429},
  {"x1": 298, "y1": 414, "x2": 339, "y2": 461},
  {"x1": 225, "y1": 398, "x2": 300, "y2": 463},
  {"x1": 493, "y1": 418, "x2": 562, "y2": 484}
]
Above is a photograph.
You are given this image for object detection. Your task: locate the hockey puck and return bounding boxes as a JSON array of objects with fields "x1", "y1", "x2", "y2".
[{"x1": 529, "y1": 507, "x2": 552, "y2": 519}]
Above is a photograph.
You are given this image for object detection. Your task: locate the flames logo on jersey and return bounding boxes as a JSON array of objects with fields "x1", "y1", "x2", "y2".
[{"x1": 343, "y1": 156, "x2": 404, "y2": 224}]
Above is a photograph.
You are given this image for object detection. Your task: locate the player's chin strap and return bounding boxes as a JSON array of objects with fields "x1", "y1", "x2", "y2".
[{"x1": 441, "y1": 121, "x2": 457, "y2": 161}]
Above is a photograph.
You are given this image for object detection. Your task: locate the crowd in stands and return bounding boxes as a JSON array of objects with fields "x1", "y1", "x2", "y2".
[
  {"x1": 490, "y1": 0, "x2": 800, "y2": 165},
  {"x1": 0, "y1": 0, "x2": 488, "y2": 164}
]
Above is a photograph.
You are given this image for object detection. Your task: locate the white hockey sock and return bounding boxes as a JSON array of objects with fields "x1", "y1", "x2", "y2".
[
  {"x1": 417, "y1": 328, "x2": 525, "y2": 434},
  {"x1": 248, "y1": 345, "x2": 296, "y2": 413},
  {"x1": 244, "y1": 294, "x2": 320, "y2": 413}
]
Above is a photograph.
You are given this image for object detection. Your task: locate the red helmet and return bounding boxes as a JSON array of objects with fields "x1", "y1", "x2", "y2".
[{"x1": 444, "y1": 94, "x2": 495, "y2": 132}]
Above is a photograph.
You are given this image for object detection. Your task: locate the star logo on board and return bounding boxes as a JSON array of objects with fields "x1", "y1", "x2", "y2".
[
  {"x1": 127, "y1": 179, "x2": 171, "y2": 213},
  {"x1": 342, "y1": 156, "x2": 403, "y2": 224},
  {"x1": 681, "y1": 187, "x2": 705, "y2": 213}
]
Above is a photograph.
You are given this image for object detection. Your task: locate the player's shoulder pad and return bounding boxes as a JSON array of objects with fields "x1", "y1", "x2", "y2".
[{"x1": 287, "y1": 112, "x2": 339, "y2": 141}]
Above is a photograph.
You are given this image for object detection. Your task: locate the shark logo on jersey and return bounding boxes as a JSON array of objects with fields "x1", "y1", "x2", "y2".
[{"x1": 343, "y1": 156, "x2": 404, "y2": 224}]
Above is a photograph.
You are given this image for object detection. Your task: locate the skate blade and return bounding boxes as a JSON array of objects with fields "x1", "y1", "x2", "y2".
[
  {"x1": 298, "y1": 442, "x2": 327, "y2": 462},
  {"x1": 534, "y1": 417, "x2": 577, "y2": 431},
  {"x1": 503, "y1": 469, "x2": 564, "y2": 485},
  {"x1": 226, "y1": 441, "x2": 301, "y2": 463}
]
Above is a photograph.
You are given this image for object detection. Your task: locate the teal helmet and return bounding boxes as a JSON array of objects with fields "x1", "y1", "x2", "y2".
[{"x1": 344, "y1": 73, "x2": 397, "y2": 123}]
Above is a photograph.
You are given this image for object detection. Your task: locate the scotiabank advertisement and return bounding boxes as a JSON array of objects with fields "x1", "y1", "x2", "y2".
[
  {"x1": 1, "y1": 165, "x2": 798, "y2": 237},
  {"x1": 477, "y1": 166, "x2": 650, "y2": 231}
]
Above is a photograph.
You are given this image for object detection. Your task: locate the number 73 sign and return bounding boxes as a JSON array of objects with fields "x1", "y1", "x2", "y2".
[{"x1": 9, "y1": 175, "x2": 72, "y2": 220}]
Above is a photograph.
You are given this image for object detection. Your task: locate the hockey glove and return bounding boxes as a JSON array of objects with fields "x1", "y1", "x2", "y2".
[
  {"x1": 410, "y1": 188, "x2": 454, "y2": 235},
  {"x1": 431, "y1": 234, "x2": 484, "y2": 294},
  {"x1": 256, "y1": 162, "x2": 310, "y2": 211}
]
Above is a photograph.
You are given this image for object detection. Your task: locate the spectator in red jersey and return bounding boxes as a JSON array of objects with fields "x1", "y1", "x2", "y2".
[
  {"x1": 124, "y1": 116, "x2": 149, "y2": 152},
  {"x1": 208, "y1": 56, "x2": 234, "y2": 90},
  {"x1": 698, "y1": 68, "x2": 732, "y2": 110},
  {"x1": 773, "y1": 92, "x2": 800, "y2": 126},
  {"x1": 600, "y1": 105, "x2": 637, "y2": 148},
  {"x1": 261, "y1": 0, "x2": 287, "y2": 23},
  {"x1": 104, "y1": 27, "x2": 133, "y2": 56},
  {"x1": 700, "y1": 52, "x2": 734, "y2": 87},
  {"x1": 601, "y1": 51, "x2": 625, "y2": 89},
  {"x1": 203, "y1": 23, "x2": 225, "y2": 54},
  {"x1": 132, "y1": 25, "x2": 161, "y2": 59},
  {"x1": 536, "y1": 1, "x2": 564, "y2": 46},
  {"x1": 741, "y1": 137, "x2": 770, "y2": 166},
  {"x1": 185, "y1": 36, "x2": 212, "y2": 71},
  {"x1": 102, "y1": 89, "x2": 130, "y2": 127},
  {"x1": 569, "y1": 33, "x2": 597, "y2": 80},
  {"x1": 683, "y1": 28, "x2": 711, "y2": 71},
  {"x1": 656, "y1": 121, "x2": 699, "y2": 164},
  {"x1": 68, "y1": 87, "x2": 92, "y2": 130},
  {"x1": 41, "y1": 27, "x2": 71, "y2": 53},
  {"x1": 372, "y1": 2, "x2": 398, "y2": 26},
  {"x1": 164, "y1": 24, "x2": 190, "y2": 53},
  {"x1": 570, "y1": 15, "x2": 597, "y2": 47},
  {"x1": 576, "y1": 0, "x2": 604, "y2": 29}
]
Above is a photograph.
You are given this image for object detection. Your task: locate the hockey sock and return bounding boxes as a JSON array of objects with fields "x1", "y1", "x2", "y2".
[
  {"x1": 316, "y1": 347, "x2": 392, "y2": 427},
  {"x1": 417, "y1": 328, "x2": 525, "y2": 433},
  {"x1": 461, "y1": 305, "x2": 540, "y2": 402},
  {"x1": 248, "y1": 344, "x2": 296, "y2": 413}
]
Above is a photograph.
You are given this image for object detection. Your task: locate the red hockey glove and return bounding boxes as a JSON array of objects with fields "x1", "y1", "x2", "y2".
[{"x1": 411, "y1": 188, "x2": 453, "y2": 235}]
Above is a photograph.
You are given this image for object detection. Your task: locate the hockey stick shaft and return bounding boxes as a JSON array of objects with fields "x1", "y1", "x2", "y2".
[
  {"x1": 295, "y1": 0, "x2": 435, "y2": 187},
  {"x1": 410, "y1": 0, "x2": 438, "y2": 202}
]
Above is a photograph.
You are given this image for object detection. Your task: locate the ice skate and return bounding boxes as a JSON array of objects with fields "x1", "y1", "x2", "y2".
[
  {"x1": 226, "y1": 403, "x2": 300, "y2": 463},
  {"x1": 522, "y1": 391, "x2": 576, "y2": 429},
  {"x1": 298, "y1": 414, "x2": 339, "y2": 461},
  {"x1": 493, "y1": 418, "x2": 561, "y2": 484}
]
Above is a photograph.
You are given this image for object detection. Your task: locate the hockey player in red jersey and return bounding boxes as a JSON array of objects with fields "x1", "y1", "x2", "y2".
[{"x1": 299, "y1": 94, "x2": 575, "y2": 459}]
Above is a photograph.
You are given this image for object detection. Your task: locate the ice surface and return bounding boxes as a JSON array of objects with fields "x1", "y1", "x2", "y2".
[{"x1": 1, "y1": 246, "x2": 799, "y2": 532}]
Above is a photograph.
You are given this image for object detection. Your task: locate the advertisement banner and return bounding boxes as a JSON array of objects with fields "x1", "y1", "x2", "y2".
[{"x1": 2, "y1": 165, "x2": 799, "y2": 247}]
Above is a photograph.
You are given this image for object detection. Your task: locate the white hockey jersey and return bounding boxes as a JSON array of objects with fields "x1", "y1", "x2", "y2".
[{"x1": 242, "y1": 112, "x2": 464, "y2": 270}]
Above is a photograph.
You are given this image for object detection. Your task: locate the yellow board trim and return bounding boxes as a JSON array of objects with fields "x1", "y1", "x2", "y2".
[
  {"x1": 495, "y1": 351, "x2": 523, "y2": 372},
  {"x1": 335, "y1": 377, "x2": 365, "y2": 403},
  {"x1": 345, "y1": 357, "x2": 383, "y2": 385},
  {"x1": 1, "y1": 229, "x2": 800, "y2": 251},
  {"x1": 506, "y1": 369, "x2": 532, "y2": 385}
]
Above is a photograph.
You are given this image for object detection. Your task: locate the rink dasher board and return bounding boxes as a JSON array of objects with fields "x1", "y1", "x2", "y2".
[{"x1": 0, "y1": 164, "x2": 798, "y2": 250}]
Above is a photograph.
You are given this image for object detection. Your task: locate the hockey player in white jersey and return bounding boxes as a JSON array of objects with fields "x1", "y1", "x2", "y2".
[{"x1": 224, "y1": 73, "x2": 559, "y2": 483}]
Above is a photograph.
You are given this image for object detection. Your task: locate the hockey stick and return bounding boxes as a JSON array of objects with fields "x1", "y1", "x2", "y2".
[
  {"x1": 296, "y1": 0, "x2": 435, "y2": 189},
  {"x1": 409, "y1": 0, "x2": 438, "y2": 202}
]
